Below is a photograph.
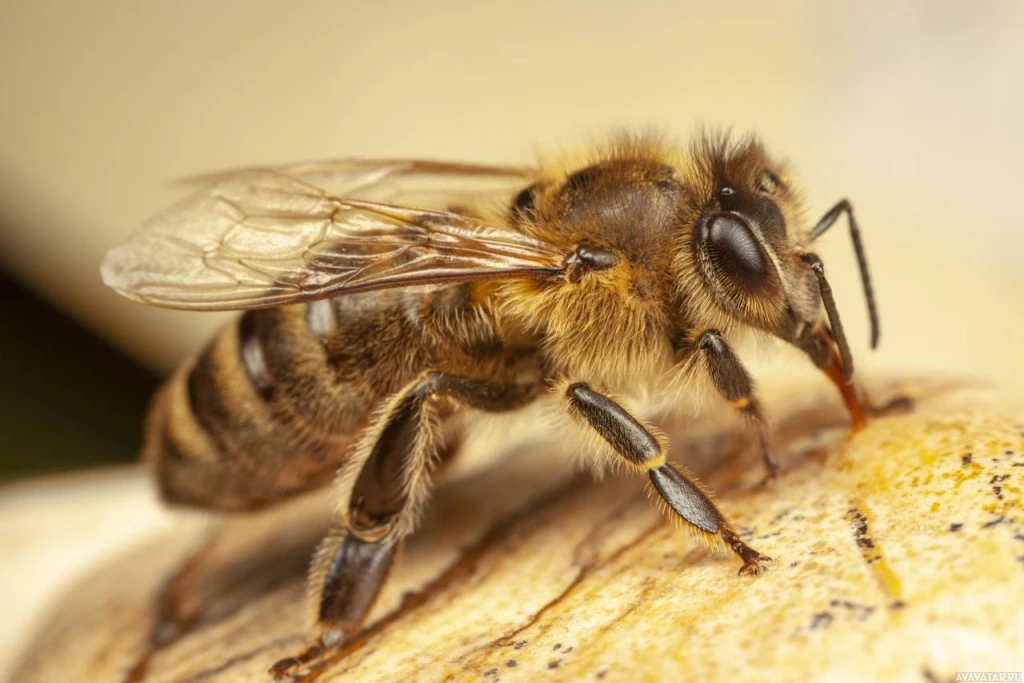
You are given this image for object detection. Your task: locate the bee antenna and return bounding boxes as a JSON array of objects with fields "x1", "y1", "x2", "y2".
[
  {"x1": 801, "y1": 252, "x2": 855, "y2": 383},
  {"x1": 807, "y1": 199, "x2": 879, "y2": 350}
]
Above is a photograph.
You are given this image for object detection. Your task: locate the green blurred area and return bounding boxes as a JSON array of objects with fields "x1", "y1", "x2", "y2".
[{"x1": 0, "y1": 267, "x2": 158, "y2": 481}]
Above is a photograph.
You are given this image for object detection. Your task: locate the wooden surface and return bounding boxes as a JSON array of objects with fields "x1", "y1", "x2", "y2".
[{"x1": 9, "y1": 379, "x2": 1024, "y2": 682}]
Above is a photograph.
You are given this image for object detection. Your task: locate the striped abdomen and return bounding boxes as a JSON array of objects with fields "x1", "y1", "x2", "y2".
[{"x1": 145, "y1": 291, "x2": 431, "y2": 512}]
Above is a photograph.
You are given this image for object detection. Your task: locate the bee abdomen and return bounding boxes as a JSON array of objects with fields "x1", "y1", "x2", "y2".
[
  {"x1": 145, "y1": 287, "x2": 503, "y2": 513},
  {"x1": 145, "y1": 305, "x2": 366, "y2": 512}
]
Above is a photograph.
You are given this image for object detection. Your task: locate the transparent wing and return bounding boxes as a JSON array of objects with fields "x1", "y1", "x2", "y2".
[
  {"x1": 101, "y1": 170, "x2": 563, "y2": 310},
  {"x1": 179, "y1": 158, "x2": 536, "y2": 207}
]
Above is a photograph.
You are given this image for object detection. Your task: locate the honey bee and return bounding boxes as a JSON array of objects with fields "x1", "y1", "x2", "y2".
[{"x1": 102, "y1": 131, "x2": 879, "y2": 675}]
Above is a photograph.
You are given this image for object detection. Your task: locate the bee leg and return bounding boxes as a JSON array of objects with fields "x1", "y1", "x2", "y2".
[
  {"x1": 272, "y1": 373, "x2": 537, "y2": 678},
  {"x1": 564, "y1": 382, "x2": 771, "y2": 576},
  {"x1": 696, "y1": 329, "x2": 778, "y2": 478}
]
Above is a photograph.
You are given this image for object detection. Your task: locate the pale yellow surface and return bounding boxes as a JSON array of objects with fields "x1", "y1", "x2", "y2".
[
  {"x1": 0, "y1": 1, "x2": 1022, "y2": 391},
  {"x1": 8, "y1": 380, "x2": 1024, "y2": 681}
]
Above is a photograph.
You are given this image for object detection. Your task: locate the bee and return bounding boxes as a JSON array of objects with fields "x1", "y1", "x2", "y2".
[{"x1": 102, "y1": 131, "x2": 879, "y2": 675}]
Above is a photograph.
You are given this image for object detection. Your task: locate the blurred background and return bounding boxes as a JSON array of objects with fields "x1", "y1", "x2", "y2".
[
  {"x1": 2, "y1": 0, "x2": 1023, "y2": 675},
  {"x1": 3, "y1": 1, "x2": 1024, "y2": 479}
]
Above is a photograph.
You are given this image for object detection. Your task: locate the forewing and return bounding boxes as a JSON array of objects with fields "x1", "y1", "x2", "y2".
[
  {"x1": 180, "y1": 158, "x2": 536, "y2": 207},
  {"x1": 101, "y1": 170, "x2": 563, "y2": 310}
]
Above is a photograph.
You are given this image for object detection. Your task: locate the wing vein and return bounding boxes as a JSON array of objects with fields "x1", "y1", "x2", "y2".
[{"x1": 101, "y1": 162, "x2": 564, "y2": 310}]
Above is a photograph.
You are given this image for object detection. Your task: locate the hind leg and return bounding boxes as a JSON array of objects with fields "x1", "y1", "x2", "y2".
[{"x1": 270, "y1": 372, "x2": 537, "y2": 678}]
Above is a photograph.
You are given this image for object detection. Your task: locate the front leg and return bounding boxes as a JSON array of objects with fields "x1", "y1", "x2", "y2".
[
  {"x1": 696, "y1": 329, "x2": 778, "y2": 478},
  {"x1": 564, "y1": 382, "x2": 771, "y2": 576}
]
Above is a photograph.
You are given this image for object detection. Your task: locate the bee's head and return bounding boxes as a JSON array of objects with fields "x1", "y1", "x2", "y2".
[{"x1": 677, "y1": 133, "x2": 820, "y2": 335}]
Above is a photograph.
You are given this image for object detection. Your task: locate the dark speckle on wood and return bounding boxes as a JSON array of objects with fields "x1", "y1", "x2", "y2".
[
  {"x1": 769, "y1": 508, "x2": 791, "y2": 526},
  {"x1": 949, "y1": 523, "x2": 963, "y2": 532},
  {"x1": 829, "y1": 599, "x2": 876, "y2": 620},
  {"x1": 810, "y1": 611, "x2": 834, "y2": 630},
  {"x1": 848, "y1": 508, "x2": 874, "y2": 552}
]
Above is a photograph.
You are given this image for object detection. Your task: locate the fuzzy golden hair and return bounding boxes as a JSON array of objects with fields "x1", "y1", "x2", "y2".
[{"x1": 490, "y1": 129, "x2": 821, "y2": 391}]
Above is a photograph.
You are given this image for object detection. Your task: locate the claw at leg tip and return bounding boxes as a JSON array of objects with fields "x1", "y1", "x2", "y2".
[{"x1": 738, "y1": 555, "x2": 773, "y2": 576}]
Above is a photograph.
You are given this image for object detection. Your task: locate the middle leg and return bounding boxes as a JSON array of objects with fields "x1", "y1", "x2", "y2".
[{"x1": 564, "y1": 382, "x2": 771, "y2": 575}]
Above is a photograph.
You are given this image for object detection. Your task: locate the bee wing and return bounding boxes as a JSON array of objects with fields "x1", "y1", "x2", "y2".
[
  {"x1": 102, "y1": 170, "x2": 563, "y2": 311},
  {"x1": 179, "y1": 158, "x2": 535, "y2": 206}
]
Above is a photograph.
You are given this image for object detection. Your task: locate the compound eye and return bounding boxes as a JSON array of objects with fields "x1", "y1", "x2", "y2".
[{"x1": 707, "y1": 213, "x2": 768, "y2": 293}]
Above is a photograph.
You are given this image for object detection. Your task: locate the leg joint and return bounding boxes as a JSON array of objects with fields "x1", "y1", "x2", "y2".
[
  {"x1": 415, "y1": 372, "x2": 539, "y2": 412},
  {"x1": 697, "y1": 329, "x2": 725, "y2": 353}
]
